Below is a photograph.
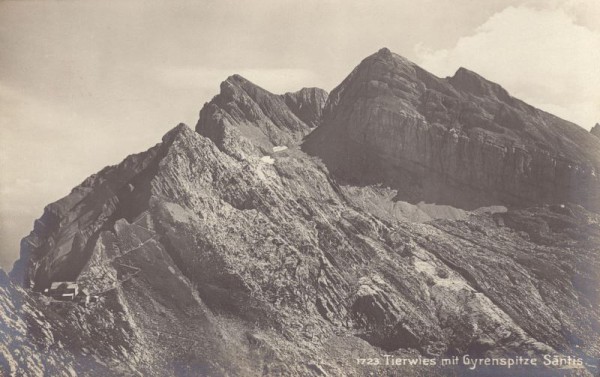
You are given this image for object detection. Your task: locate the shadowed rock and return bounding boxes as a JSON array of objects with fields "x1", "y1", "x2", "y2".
[
  {"x1": 303, "y1": 48, "x2": 600, "y2": 212},
  {"x1": 591, "y1": 123, "x2": 600, "y2": 139}
]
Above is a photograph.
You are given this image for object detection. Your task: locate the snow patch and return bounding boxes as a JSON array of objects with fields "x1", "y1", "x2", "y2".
[
  {"x1": 260, "y1": 156, "x2": 275, "y2": 164},
  {"x1": 272, "y1": 146, "x2": 288, "y2": 153}
]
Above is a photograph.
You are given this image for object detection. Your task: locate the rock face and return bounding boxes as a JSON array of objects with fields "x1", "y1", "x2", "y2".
[
  {"x1": 10, "y1": 128, "x2": 180, "y2": 290},
  {"x1": 4, "y1": 49, "x2": 600, "y2": 376},
  {"x1": 196, "y1": 74, "x2": 327, "y2": 159},
  {"x1": 591, "y1": 123, "x2": 600, "y2": 139},
  {"x1": 304, "y1": 48, "x2": 600, "y2": 212},
  {"x1": 284, "y1": 87, "x2": 328, "y2": 128}
]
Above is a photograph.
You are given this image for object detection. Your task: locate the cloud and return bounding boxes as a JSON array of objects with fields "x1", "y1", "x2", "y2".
[
  {"x1": 415, "y1": 4, "x2": 600, "y2": 130},
  {"x1": 538, "y1": 0, "x2": 600, "y2": 32}
]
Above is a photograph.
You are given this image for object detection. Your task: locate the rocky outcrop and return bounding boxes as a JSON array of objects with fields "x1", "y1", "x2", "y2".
[
  {"x1": 304, "y1": 48, "x2": 600, "y2": 212},
  {"x1": 591, "y1": 123, "x2": 600, "y2": 139},
  {"x1": 10, "y1": 126, "x2": 187, "y2": 290},
  {"x1": 196, "y1": 75, "x2": 327, "y2": 159},
  {"x1": 283, "y1": 87, "x2": 328, "y2": 128}
]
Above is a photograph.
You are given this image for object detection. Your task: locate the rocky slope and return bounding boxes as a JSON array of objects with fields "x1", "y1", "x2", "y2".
[
  {"x1": 0, "y1": 268, "x2": 138, "y2": 376},
  {"x1": 3, "y1": 49, "x2": 600, "y2": 376},
  {"x1": 304, "y1": 48, "x2": 600, "y2": 212}
]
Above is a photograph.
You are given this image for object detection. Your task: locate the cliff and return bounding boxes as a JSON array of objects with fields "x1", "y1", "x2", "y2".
[
  {"x1": 196, "y1": 74, "x2": 327, "y2": 159},
  {"x1": 304, "y1": 48, "x2": 600, "y2": 212},
  {"x1": 591, "y1": 123, "x2": 600, "y2": 139}
]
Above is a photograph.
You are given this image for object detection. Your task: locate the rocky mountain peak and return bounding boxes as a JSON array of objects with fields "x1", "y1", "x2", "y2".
[
  {"x1": 217, "y1": 74, "x2": 266, "y2": 108},
  {"x1": 220, "y1": 74, "x2": 264, "y2": 97},
  {"x1": 449, "y1": 67, "x2": 511, "y2": 102},
  {"x1": 321, "y1": 48, "x2": 428, "y2": 123},
  {"x1": 161, "y1": 122, "x2": 194, "y2": 143},
  {"x1": 364, "y1": 47, "x2": 416, "y2": 72},
  {"x1": 373, "y1": 46, "x2": 400, "y2": 61},
  {"x1": 376, "y1": 46, "x2": 391, "y2": 55},
  {"x1": 306, "y1": 48, "x2": 600, "y2": 212},
  {"x1": 227, "y1": 73, "x2": 245, "y2": 82},
  {"x1": 591, "y1": 123, "x2": 600, "y2": 138},
  {"x1": 197, "y1": 75, "x2": 327, "y2": 159}
]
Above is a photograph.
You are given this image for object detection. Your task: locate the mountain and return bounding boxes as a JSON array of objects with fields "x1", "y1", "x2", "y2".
[
  {"x1": 304, "y1": 48, "x2": 600, "y2": 212},
  {"x1": 196, "y1": 74, "x2": 327, "y2": 159},
  {"x1": 3, "y1": 49, "x2": 600, "y2": 376}
]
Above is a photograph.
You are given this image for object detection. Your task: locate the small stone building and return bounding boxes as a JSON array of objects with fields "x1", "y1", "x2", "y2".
[
  {"x1": 43, "y1": 282, "x2": 79, "y2": 300},
  {"x1": 43, "y1": 282, "x2": 98, "y2": 304}
]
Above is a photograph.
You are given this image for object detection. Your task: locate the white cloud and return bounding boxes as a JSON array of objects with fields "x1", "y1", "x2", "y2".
[{"x1": 415, "y1": 5, "x2": 600, "y2": 130}]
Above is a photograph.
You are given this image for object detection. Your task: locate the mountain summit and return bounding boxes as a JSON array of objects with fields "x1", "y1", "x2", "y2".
[
  {"x1": 4, "y1": 49, "x2": 600, "y2": 376},
  {"x1": 196, "y1": 74, "x2": 327, "y2": 159},
  {"x1": 304, "y1": 49, "x2": 600, "y2": 211}
]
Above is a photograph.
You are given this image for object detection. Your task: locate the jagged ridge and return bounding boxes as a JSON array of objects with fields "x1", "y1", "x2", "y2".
[{"x1": 196, "y1": 74, "x2": 327, "y2": 159}]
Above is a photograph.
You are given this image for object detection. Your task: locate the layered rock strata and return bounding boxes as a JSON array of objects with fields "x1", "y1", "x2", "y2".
[{"x1": 304, "y1": 48, "x2": 600, "y2": 212}]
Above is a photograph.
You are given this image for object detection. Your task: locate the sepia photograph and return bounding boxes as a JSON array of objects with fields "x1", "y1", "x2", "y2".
[{"x1": 1, "y1": 1, "x2": 599, "y2": 376}]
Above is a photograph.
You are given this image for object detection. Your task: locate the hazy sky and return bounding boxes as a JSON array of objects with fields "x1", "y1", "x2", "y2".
[{"x1": 1, "y1": 0, "x2": 599, "y2": 269}]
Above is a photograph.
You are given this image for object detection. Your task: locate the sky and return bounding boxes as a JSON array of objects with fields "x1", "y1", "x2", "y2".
[{"x1": 1, "y1": 0, "x2": 599, "y2": 270}]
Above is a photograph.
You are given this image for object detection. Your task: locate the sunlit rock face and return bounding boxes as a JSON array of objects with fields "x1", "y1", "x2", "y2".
[
  {"x1": 5, "y1": 49, "x2": 600, "y2": 376},
  {"x1": 304, "y1": 48, "x2": 600, "y2": 212}
]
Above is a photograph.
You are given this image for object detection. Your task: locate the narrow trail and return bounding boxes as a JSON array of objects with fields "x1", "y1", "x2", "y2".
[{"x1": 91, "y1": 222, "x2": 157, "y2": 296}]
